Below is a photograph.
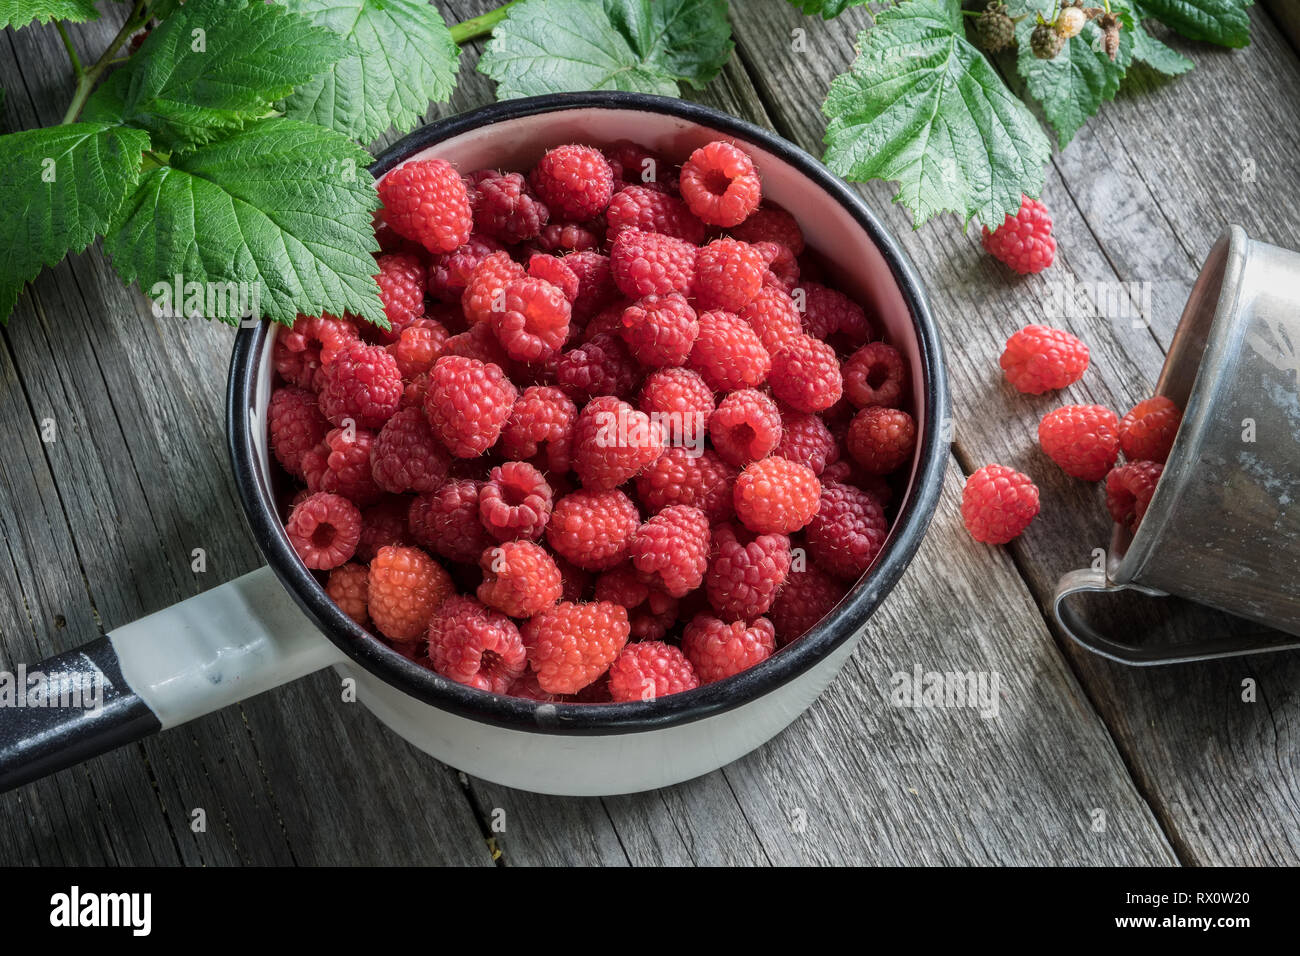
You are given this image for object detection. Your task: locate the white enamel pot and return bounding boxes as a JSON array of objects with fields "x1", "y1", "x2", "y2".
[{"x1": 0, "y1": 93, "x2": 948, "y2": 797}]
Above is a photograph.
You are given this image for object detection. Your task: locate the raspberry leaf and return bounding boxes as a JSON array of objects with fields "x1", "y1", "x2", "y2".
[
  {"x1": 0, "y1": 122, "x2": 150, "y2": 322},
  {"x1": 1129, "y1": 5, "x2": 1195, "y2": 74},
  {"x1": 105, "y1": 119, "x2": 385, "y2": 328},
  {"x1": 280, "y1": 0, "x2": 460, "y2": 144},
  {"x1": 821, "y1": 0, "x2": 1051, "y2": 229},
  {"x1": 479, "y1": 0, "x2": 732, "y2": 99},
  {"x1": 0, "y1": 0, "x2": 98, "y2": 30},
  {"x1": 784, "y1": 0, "x2": 871, "y2": 17},
  {"x1": 1136, "y1": 0, "x2": 1252, "y2": 47}
]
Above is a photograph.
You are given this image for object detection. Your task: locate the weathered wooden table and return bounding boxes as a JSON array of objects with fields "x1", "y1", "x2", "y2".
[{"x1": 2, "y1": 0, "x2": 1298, "y2": 866}]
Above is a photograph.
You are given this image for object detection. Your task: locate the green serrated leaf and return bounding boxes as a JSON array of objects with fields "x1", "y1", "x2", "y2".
[
  {"x1": 1129, "y1": 3, "x2": 1195, "y2": 74},
  {"x1": 280, "y1": 0, "x2": 460, "y2": 145},
  {"x1": 105, "y1": 119, "x2": 384, "y2": 327},
  {"x1": 1137, "y1": 0, "x2": 1252, "y2": 47},
  {"x1": 0, "y1": 123, "x2": 149, "y2": 322},
  {"x1": 85, "y1": 0, "x2": 347, "y2": 150},
  {"x1": 479, "y1": 0, "x2": 732, "y2": 99},
  {"x1": 785, "y1": 0, "x2": 871, "y2": 18},
  {"x1": 0, "y1": 0, "x2": 98, "y2": 30},
  {"x1": 821, "y1": 0, "x2": 1051, "y2": 229}
]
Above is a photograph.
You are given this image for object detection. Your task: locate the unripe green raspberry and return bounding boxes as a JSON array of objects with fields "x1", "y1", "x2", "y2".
[
  {"x1": 975, "y1": 2, "x2": 1016, "y2": 53},
  {"x1": 1031, "y1": 22, "x2": 1065, "y2": 59}
]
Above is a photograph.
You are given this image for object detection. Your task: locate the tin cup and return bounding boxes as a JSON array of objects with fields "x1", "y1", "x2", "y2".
[{"x1": 1054, "y1": 226, "x2": 1300, "y2": 664}]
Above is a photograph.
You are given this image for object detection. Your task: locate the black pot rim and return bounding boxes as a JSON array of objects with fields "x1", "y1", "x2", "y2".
[{"x1": 227, "y1": 91, "x2": 949, "y2": 736}]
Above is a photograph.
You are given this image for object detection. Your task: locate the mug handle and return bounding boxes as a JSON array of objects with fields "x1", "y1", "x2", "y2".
[
  {"x1": 1052, "y1": 568, "x2": 1173, "y2": 665},
  {"x1": 0, "y1": 566, "x2": 341, "y2": 793}
]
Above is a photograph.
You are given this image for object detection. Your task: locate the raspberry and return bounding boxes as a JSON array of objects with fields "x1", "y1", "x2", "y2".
[
  {"x1": 679, "y1": 141, "x2": 762, "y2": 227},
  {"x1": 523, "y1": 601, "x2": 630, "y2": 694},
  {"x1": 737, "y1": 279, "x2": 802, "y2": 355},
  {"x1": 479, "y1": 460, "x2": 553, "y2": 541},
  {"x1": 388, "y1": 318, "x2": 448, "y2": 379},
  {"x1": 424, "y1": 356, "x2": 518, "y2": 457},
  {"x1": 427, "y1": 234, "x2": 505, "y2": 303},
  {"x1": 975, "y1": 1, "x2": 1016, "y2": 52},
  {"x1": 286, "y1": 492, "x2": 361, "y2": 570},
  {"x1": 1105, "y1": 460, "x2": 1163, "y2": 532},
  {"x1": 555, "y1": 331, "x2": 643, "y2": 402},
  {"x1": 477, "y1": 540, "x2": 563, "y2": 618},
  {"x1": 604, "y1": 140, "x2": 672, "y2": 192},
  {"x1": 506, "y1": 670, "x2": 566, "y2": 703},
  {"x1": 798, "y1": 282, "x2": 869, "y2": 344},
  {"x1": 705, "y1": 523, "x2": 791, "y2": 621},
  {"x1": 734, "y1": 457, "x2": 821, "y2": 534},
  {"x1": 378, "y1": 159, "x2": 473, "y2": 254},
  {"x1": 500, "y1": 384, "x2": 577, "y2": 472},
  {"x1": 847, "y1": 406, "x2": 916, "y2": 475},
  {"x1": 619, "y1": 293, "x2": 699, "y2": 368},
  {"x1": 463, "y1": 251, "x2": 527, "y2": 326},
  {"x1": 471, "y1": 170, "x2": 549, "y2": 243},
  {"x1": 806, "y1": 481, "x2": 888, "y2": 578},
  {"x1": 356, "y1": 496, "x2": 411, "y2": 562},
  {"x1": 1119, "y1": 396, "x2": 1181, "y2": 464},
  {"x1": 490, "y1": 277, "x2": 572, "y2": 362},
  {"x1": 774, "y1": 410, "x2": 838, "y2": 475},
  {"x1": 374, "y1": 251, "x2": 426, "y2": 336},
  {"x1": 608, "y1": 642, "x2": 699, "y2": 702},
  {"x1": 426, "y1": 595, "x2": 527, "y2": 693},
  {"x1": 843, "y1": 342, "x2": 907, "y2": 409},
  {"x1": 563, "y1": 251, "x2": 616, "y2": 320},
  {"x1": 369, "y1": 406, "x2": 450, "y2": 495},
  {"x1": 629, "y1": 504, "x2": 710, "y2": 598},
  {"x1": 682, "y1": 614, "x2": 775, "y2": 684},
  {"x1": 274, "y1": 314, "x2": 359, "y2": 389},
  {"x1": 547, "y1": 489, "x2": 640, "y2": 571},
  {"x1": 554, "y1": 555, "x2": 593, "y2": 602},
  {"x1": 981, "y1": 195, "x2": 1055, "y2": 274},
  {"x1": 367, "y1": 545, "x2": 453, "y2": 642},
  {"x1": 536, "y1": 221, "x2": 603, "y2": 254},
  {"x1": 693, "y1": 238, "x2": 766, "y2": 312},
  {"x1": 731, "y1": 204, "x2": 804, "y2": 255},
  {"x1": 304, "y1": 427, "x2": 384, "y2": 506},
  {"x1": 1038, "y1": 404, "x2": 1120, "y2": 481},
  {"x1": 610, "y1": 228, "x2": 696, "y2": 299},
  {"x1": 755, "y1": 242, "x2": 799, "y2": 292},
  {"x1": 443, "y1": 321, "x2": 511, "y2": 366},
  {"x1": 770, "y1": 565, "x2": 843, "y2": 645},
  {"x1": 709, "y1": 388, "x2": 782, "y2": 467},
  {"x1": 637, "y1": 367, "x2": 716, "y2": 428},
  {"x1": 326, "y1": 562, "x2": 369, "y2": 626},
  {"x1": 768, "y1": 334, "x2": 843, "y2": 413},
  {"x1": 269, "y1": 386, "x2": 329, "y2": 478},
  {"x1": 688, "y1": 309, "x2": 770, "y2": 391},
  {"x1": 530, "y1": 145, "x2": 615, "y2": 221},
  {"x1": 319, "y1": 342, "x2": 403, "y2": 429},
  {"x1": 594, "y1": 565, "x2": 679, "y2": 641},
  {"x1": 573, "y1": 396, "x2": 666, "y2": 491},
  {"x1": 961, "y1": 465, "x2": 1040, "y2": 545},
  {"x1": 527, "y1": 254, "x2": 579, "y2": 302},
  {"x1": 636, "y1": 446, "x2": 736, "y2": 523},
  {"x1": 820, "y1": 463, "x2": 893, "y2": 508},
  {"x1": 409, "y1": 479, "x2": 495, "y2": 563},
  {"x1": 605, "y1": 186, "x2": 705, "y2": 244},
  {"x1": 1000, "y1": 324, "x2": 1089, "y2": 393}
]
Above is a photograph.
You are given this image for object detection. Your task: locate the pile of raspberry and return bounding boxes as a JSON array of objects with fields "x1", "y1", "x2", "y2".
[{"x1": 270, "y1": 138, "x2": 916, "y2": 704}]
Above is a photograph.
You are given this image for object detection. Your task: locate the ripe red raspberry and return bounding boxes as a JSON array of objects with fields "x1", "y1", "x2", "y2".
[
  {"x1": 731, "y1": 204, "x2": 804, "y2": 255},
  {"x1": 554, "y1": 555, "x2": 592, "y2": 603},
  {"x1": 409, "y1": 479, "x2": 494, "y2": 563},
  {"x1": 770, "y1": 565, "x2": 843, "y2": 645},
  {"x1": 768, "y1": 333, "x2": 843, "y2": 413},
  {"x1": 527, "y1": 254, "x2": 579, "y2": 302},
  {"x1": 269, "y1": 386, "x2": 329, "y2": 478},
  {"x1": 1106, "y1": 460, "x2": 1164, "y2": 532},
  {"x1": 506, "y1": 669, "x2": 566, "y2": 702},
  {"x1": 682, "y1": 614, "x2": 776, "y2": 684},
  {"x1": 820, "y1": 461, "x2": 893, "y2": 507},
  {"x1": 355, "y1": 496, "x2": 411, "y2": 563},
  {"x1": 1119, "y1": 396, "x2": 1181, "y2": 464},
  {"x1": 629, "y1": 504, "x2": 710, "y2": 598},
  {"x1": 477, "y1": 540, "x2": 563, "y2": 618},
  {"x1": 734, "y1": 457, "x2": 821, "y2": 534},
  {"x1": 326, "y1": 562, "x2": 369, "y2": 626},
  {"x1": 490, "y1": 277, "x2": 572, "y2": 362},
  {"x1": 708, "y1": 388, "x2": 782, "y2": 467},
  {"x1": 388, "y1": 318, "x2": 448, "y2": 379},
  {"x1": 463, "y1": 251, "x2": 527, "y2": 326},
  {"x1": 774, "y1": 410, "x2": 838, "y2": 475},
  {"x1": 738, "y1": 279, "x2": 802, "y2": 355},
  {"x1": 620, "y1": 293, "x2": 699, "y2": 368},
  {"x1": 605, "y1": 186, "x2": 706, "y2": 244},
  {"x1": 688, "y1": 309, "x2": 770, "y2": 391},
  {"x1": 319, "y1": 341, "x2": 403, "y2": 429},
  {"x1": 847, "y1": 406, "x2": 916, "y2": 475},
  {"x1": 555, "y1": 331, "x2": 643, "y2": 402},
  {"x1": 303, "y1": 427, "x2": 384, "y2": 506},
  {"x1": 367, "y1": 545, "x2": 454, "y2": 642},
  {"x1": 530, "y1": 145, "x2": 615, "y2": 221},
  {"x1": 442, "y1": 320, "x2": 511, "y2": 366},
  {"x1": 427, "y1": 234, "x2": 505, "y2": 303},
  {"x1": 378, "y1": 159, "x2": 473, "y2": 254},
  {"x1": 547, "y1": 488, "x2": 640, "y2": 571},
  {"x1": 693, "y1": 238, "x2": 766, "y2": 312},
  {"x1": 426, "y1": 595, "x2": 527, "y2": 693},
  {"x1": 636, "y1": 446, "x2": 736, "y2": 523},
  {"x1": 705, "y1": 523, "x2": 791, "y2": 621},
  {"x1": 637, "y1": 366, "x2": 716, "y2": 424},
  {"x1": 369, "y1": 406, "x2": 450, "y2": 495},
  {"x1": 594, "y1": 565, "x2": 679, "y2": 641},
  {"x1": 286, "y1": 492, "x2": 361, "y2": 570},
  {"x1": 608, "y1": 641, "x2": 699, "y2": 702},
  {"x1": 798, "y1": 282, "x2": 869, "y2": 344},
  {"x1": 755, "y1": 242, "x2": 799, "y2": 292},
  {"x1": 679, "y1": 141, "x2": 762, "y2": 227},
  {"x1": 843, "y1": 341, "x2": 907, "y2": 409},
  {"x1": 523, "y1": 601, "x2": 630, "y2": 694},
  {"x1": 573, "y1": 396, "x2": 666, "y2": 491},
  {"x1": 471, "y1": 170, "x2": 549, "y2": 243},
  {"x1": 806, "y1": 481, "x2": 888, "y2": 579},
  {"x1": 961, "y1": 464, "x2": 1040, "y2": 545},
  {"x1": 981, "y1": 194, "x2": 1055, "y2": 274},
  {"x1": 536, "y1": 220, "x2": 603, "y2": 254},
  {"x1": 610, "y1": 228, "x2": 696, "y2": 299},
  {"x1": 604, "y1": 140, "x2": 673, "y2": 192},
  {"x1": 500, "y1": 384, "x2": 577, "y2": 472},
  {"x1": 479, "y1": 460, "x2": 553, "y2": 541},
  {"x1": 563, "y1": 250, "x2": 617, "y2": 320},
  {"x1": 1038, "y1": 404, "x2": 1120, "y2": 481},
  {"x1": 274, "y1": 314, "x2": 359, "y2": 388},
  {"x1": 1000, "y1": 324, "x2": 1089, "y2": 394},
  {"x1": 424, "y1": 356, "x2": 517, "y2": 457}
]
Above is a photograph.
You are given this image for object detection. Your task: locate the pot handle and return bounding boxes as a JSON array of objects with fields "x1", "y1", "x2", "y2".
[{"x1": 0, "y1": 566, "x2": 341, "y2": 793}]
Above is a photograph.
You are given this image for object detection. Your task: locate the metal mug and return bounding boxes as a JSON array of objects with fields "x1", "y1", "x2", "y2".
[{"x1": 1054, "y1": 226, "x2": 1300, "y2": 664}]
